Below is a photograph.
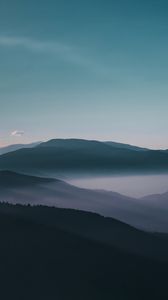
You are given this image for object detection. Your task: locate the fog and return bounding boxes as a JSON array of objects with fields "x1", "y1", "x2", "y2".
[
  {"x1": 68, "y1": 174, "x2": 168, "y2": 198},
  {"x1": 1, "y1": 173, "x2": 168, "y2": 232}
]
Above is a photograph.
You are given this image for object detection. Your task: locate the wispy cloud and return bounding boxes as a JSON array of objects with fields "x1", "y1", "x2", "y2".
[
  {"x1": 0, "y1": 35, "x2": 91, "y2": 67},
  {"x1": 0, "y1": 35, "x2": 107, "y2": 75},
  {"x1": 11, "y1": 130, "x2": 24, "y2": 137},
  {"x1": 0, "y1": 36, "x2": 70, "y2": 54}
]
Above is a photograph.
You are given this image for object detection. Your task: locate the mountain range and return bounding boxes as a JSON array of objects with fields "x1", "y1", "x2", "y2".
[
  {"x1": 0, "y1": 139, "x2": 168, "y2": 176},
  {"x1": 0, "y1": 141, "x2": 41, "y2": 155},
  {"x1": 1, "y1": 170, "x2": 168, "y2": 232},
  {"x1": 0, "y1": 139, "x2": 168, "y2": 299}
]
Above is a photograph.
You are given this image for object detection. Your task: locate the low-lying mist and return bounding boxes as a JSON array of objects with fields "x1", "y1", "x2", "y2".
[{"x1": 67, "y1": 174, "x2": 168, "y2": 198}]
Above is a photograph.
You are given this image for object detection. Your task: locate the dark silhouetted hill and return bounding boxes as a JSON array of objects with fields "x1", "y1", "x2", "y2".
[{"x1": 0, "y1": 203, "x2": 168, "y2": 299}]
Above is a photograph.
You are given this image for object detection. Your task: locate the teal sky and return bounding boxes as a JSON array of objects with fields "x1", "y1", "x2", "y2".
[{"x1": 0, "y1": 0, "x2": 168, "y2": 148}]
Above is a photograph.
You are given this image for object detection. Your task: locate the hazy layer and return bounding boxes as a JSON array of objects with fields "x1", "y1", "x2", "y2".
[{"x1": 68, "y1": 174, "x2": 168, "y2": 198}]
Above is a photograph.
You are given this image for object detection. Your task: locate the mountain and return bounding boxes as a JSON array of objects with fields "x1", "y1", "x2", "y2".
[
  {"x1": 1, "y1": 201, "x2": 168, "y2": 261},
  {"x1": 0, "y1": 141, "x2": 41, "y2": 155},
  {"x1": 105, "y1": 141, "x2": 148, "y2": 151},
  {"x1": 0, "y1": 138, "x2": 168, "y2": 176},
  {"x1": 1, "y1": 170, "x2": 168, "y2": 232},
  {"x1": 141, "y1": 191, "x2": 168, "y2": 207},
  {"x1": 0, "y1": 170, "x2": 56, "y2": 187},
  {"x1": 38, "y1": 139, "x2": 149, "y2": 151},
  {"x1": 0, "y1": 202, "x2": 168, "y2": 300}
]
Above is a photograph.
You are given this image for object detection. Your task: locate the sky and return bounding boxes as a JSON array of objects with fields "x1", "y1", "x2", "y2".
[{"x1": 0, "y1": 0, "x2": 168, "y2": 149}]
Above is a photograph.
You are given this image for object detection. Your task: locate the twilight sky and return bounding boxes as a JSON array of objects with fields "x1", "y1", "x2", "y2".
[{"x1": 0, "y1": 0, "x2": 168, "y2": 148}]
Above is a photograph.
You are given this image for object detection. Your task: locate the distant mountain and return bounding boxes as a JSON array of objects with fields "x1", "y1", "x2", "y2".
[
  {"x1": 1, "y1": 170, "x2": 168, "y2": 232},
  {"x1": 38, "y1": 138, "x2": 148, "y2": 151},
  {"x1": 37, "y1": 138, "x2": 114, "y2": 152},
  {"x1": 0, "y1": 141, "x2": 41, "y2": 155},
  {"x1": 0, "y1": 170, "x2": 56, "y2": 187},
  {"x1": 1, "y1": 203, "x2": 168, "y2": 299},
  {"x1": 105, "y1": 141, "x2": 148, "y2": 151},
  {"x1": 141, "y1": 191, "x2": 168, "y2": 207},
  {"x1": 0, "y1": 138, "x2": 168, "y2": 176}
]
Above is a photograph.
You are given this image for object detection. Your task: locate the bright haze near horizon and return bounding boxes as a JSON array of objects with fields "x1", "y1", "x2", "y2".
[{"x1": 0, "y1": 0, "x2": 168, "y2": 148}]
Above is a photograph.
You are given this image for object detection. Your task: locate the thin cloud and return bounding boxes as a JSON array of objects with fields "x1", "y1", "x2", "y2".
[
  {"x1": 0, "y1": 35, "x2": 107, "y2": 75},
  {"x1": 0, "y1": 36, "x2": 88, "y2": 66},
  {"x1": 0, "y1": 36, "x2": 70, "y2": 53},
  {"x1": 11, "y1": 130, "x2": 24, "y2": 137}
]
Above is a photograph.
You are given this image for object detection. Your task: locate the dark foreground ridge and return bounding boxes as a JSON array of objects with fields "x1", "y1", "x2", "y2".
[{"x1": 0, "y1": 202, "x2": 168, "y2": 300}]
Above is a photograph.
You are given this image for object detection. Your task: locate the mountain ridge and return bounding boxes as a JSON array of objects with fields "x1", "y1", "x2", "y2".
[
  {"x1": 0, "y1": 202, "x2": 168, "y2": 299},
  {"x1": 0, "y1": 138, "x2": 168, "y2": 176},
  {"x1": 0, "y1": 141, "x2": 41, "y2": 155},
  {"x1": 0, "y1": 170, "x2": 168, "y2": 232}
]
